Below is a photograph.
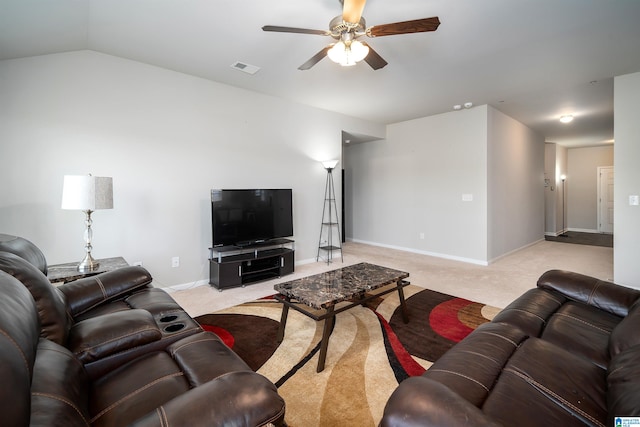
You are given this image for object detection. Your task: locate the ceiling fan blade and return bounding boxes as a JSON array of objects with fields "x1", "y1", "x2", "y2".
[
  {"x1": 262, "y1": 25, "x2": 328, "y2": 36},
  {"x1": 368, "y1": 17, "x2": 440, "y2": 37},
  {"x1": 298, "y1": 46, "x2": 331, "y2": 70},
  {"x1": 361, "y1": 42, "x2": 388, "y2": 70},
  {"x1": 342, "y1": 0, "x2": 367, "y2": 24}
]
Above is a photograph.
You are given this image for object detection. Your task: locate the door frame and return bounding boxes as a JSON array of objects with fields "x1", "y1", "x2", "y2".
[{"x1": 597, "y1": 166, "x2": 614, "y2": 234}]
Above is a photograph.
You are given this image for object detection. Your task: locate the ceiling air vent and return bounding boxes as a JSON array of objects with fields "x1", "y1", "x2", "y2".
[{"x1": 230, "y1": 61, "x2": 260, "y2": 75}]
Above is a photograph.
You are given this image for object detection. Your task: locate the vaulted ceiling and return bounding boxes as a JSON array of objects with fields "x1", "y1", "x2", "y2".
[{"x1": 2, "y1": 0, "x2": 640, "y2": 147}]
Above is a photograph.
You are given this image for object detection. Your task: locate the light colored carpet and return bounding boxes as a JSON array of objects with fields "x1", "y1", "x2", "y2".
[{"x1": 171, "y1": 239, "x2": 613, "y2": 317}]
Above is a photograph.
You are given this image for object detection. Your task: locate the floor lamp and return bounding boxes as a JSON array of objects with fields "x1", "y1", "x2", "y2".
[
  {"x1": 317, "y1": 160, "x2": 343, "y2": 264},
  {"x1": 560, "y1": 174, "x2": 568, "y2": 237},
  {"x1": 62, "y1": 175, "x2": 114, "y2": 272}
]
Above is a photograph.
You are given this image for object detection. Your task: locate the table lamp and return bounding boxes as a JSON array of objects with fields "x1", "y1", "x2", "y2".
[{"x1": 61, "y1": 175, "x2": 113, "y2": 272}]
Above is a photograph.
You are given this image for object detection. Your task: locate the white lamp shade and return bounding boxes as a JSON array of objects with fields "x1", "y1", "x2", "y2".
[
  {"x1": 322, "y1": 160, "x2": 339, "y2": 170},
  {"x1": 61, "y1": 175, "x2": 113, "y2": 211}
]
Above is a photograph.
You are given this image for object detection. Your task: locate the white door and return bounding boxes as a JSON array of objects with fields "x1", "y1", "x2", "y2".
[{"x1": 598, "y1": 166, "x2": 614, "y2": 234}]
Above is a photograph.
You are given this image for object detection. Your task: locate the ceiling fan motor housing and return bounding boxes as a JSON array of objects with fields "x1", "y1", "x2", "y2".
[{"x1": 329, "y1": 15, "x2": 366, "y2": 40}]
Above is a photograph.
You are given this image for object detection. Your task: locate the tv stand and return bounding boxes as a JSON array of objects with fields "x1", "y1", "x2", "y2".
[{"x1": 208, "y1": 239, "x2": 294, "y2": 291}]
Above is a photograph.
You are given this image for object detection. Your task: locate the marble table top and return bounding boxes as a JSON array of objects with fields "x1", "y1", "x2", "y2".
[
  {"x1": 47, "y1": 256, "x2": 129, "y2": 283},
  {"x1": 274, "y1": 262, "x2": 409, "y2": 310}
]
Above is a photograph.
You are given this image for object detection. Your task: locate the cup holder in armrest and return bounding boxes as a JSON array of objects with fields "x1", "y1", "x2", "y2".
[
  {"x1": 163, "y1": 323, "x2": 186, "y2": 333},
  {"x1": 160, "y1": 315, "x2": 179, "y2": 323}
]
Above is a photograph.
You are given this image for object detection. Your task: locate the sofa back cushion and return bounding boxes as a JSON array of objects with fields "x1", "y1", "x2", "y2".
[
  {"x1": 30, "y1": 339, "x2": 90, "y2": 427},
  {"x1": 0, "y1": 270, "x2": 41, "y2": 427},
  {"x1": 0, "y1": 233, "x2": 48, "y2": 274},
  {"x1": 0, "y1": 251, "x2": 72, "y2": 345},
  {"x1": 607, "y1": 344, "x2": 640, "y2": 422},
  {"x1": 609, "y1": 300, "x2": 640, "y2": 358}
]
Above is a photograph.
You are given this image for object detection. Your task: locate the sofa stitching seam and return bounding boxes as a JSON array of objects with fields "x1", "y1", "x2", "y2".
[
  {"x1": 90, "y1": 372, "x2": 184, "y2": 423},
  {"x1": 32, "y1": 391, "x2": 90, "y2": 426},
  {"x1": 504, "y1": 367, "x2": 605, "y2": 427},
  {"x1": 551, "y1": 312, "x2": 611, "y2": 334},
  {"x1": 427, "y1": 369, "x2": 490, "y2": 392},
  {"x1": 74, "y1": 325, "x2": 161, "y2": 355}
]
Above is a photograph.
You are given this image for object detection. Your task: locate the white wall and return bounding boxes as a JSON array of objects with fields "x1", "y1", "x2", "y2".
[
  {"x1": 345, "y1": 105, "x2": 544, "y2": 265},
  {"x1": 567, "y1": 145, "x2": 614, "y2": 232},
  {"x1": 487, "y1": 107, "x2": 545, "y2": 261},
  {"x1": 0, "y1": 51, "x2": 384, "y2": 287},
  {"x1": 346, "y1": 106, "x2": 489, "y2": 264},
  {"x1": 614, "y1": 71, "x2": 640, "y2": 287}
]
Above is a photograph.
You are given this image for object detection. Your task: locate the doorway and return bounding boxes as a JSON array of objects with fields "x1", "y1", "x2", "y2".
[{"x1": 598, "y1": 166, "x2": 614, "y2": 234}]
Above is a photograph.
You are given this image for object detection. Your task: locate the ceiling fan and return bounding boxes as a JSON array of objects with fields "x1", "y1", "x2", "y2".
[{"x1": 262, "y1": 0, "x2": 440, "y2": 70}]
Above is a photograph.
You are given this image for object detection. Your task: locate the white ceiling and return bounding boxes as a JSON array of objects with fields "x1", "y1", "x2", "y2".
[{"x1": 2, "y1": 0, "x2": 640, "y2": 148}]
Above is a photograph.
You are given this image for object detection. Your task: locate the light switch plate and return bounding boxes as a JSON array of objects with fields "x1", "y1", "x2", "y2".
[{"x1": 629, "y1": 195, "x2": 639, "y2": 206}]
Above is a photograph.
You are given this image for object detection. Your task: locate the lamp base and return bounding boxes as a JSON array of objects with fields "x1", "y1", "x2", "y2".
[{"x1": 78, "y1": 253, "x2": 100, "y2": 272}]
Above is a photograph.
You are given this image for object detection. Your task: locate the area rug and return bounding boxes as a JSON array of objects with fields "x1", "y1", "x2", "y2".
[{"x1": 195, "y1": 285, "x2": 500, "y2": 427}]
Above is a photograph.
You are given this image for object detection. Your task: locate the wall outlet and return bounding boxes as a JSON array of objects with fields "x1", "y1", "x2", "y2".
[
  {"x1": 171, "y1": 256, "x2": 180, "y2": 268},
  {"x1": 419, "y1": 232, "x2": 425, "y2": 240}
]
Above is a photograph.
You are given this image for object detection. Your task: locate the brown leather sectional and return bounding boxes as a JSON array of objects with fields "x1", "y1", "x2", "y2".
[
  {"x1": 380, "y1": 269, "x2": 640, "y2": 427},
  {"x1": 0, "y1": 234, "x2": 286, "y2": 427}
]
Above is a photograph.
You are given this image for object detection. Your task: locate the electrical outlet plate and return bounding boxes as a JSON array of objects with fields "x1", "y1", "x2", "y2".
[{"x1": 171, "y1": 257, "x2": 179, "y2": 268}]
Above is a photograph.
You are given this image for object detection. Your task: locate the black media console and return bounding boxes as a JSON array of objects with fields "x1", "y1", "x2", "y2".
[{"x1": 208, "y1": 239, "x2": 294, "y2": 291}]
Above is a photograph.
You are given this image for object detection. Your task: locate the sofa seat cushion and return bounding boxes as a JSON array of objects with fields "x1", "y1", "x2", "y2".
[
  {"x1": 131, "y1": 371, "x2": 287, "y2": 427},
  {"x1": 540, "y1": 301, "x2": 621, "y2": 368},
  {"x1": 483, "y1": 338, "x2": 607, "y2": 427},
  {"x1": 89, "y1": 332, "x2": 253, "y2": 427},
  {"x1": 30, "y1": 339, "x2": 90, "y2": 427},
  {"x1": 68, "y1": 309, "x2": 163, "y2": 364},
  {"x1": 422, "y1": 322, "x2": 529, "y2": 406}
]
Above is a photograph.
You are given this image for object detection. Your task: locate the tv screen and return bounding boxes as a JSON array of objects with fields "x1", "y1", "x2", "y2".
[{"x1": 211, "y1": 189, "x2": 293, "y2": 247}]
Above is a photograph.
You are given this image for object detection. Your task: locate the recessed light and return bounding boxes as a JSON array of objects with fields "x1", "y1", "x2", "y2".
[
  {"x1": 453, "y1": 105, "x2": 462, "y2": 110},
  {"x1": 463, "y1": 102, "x2": 473, "y2": 109},
  {"x1": 560, "y1": 115, "x2": 574, "y2": 123}
]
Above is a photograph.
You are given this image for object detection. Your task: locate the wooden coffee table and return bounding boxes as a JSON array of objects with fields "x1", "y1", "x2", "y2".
[{"x1": 273, "y1": 262, "x2": 410, "y2": 372}]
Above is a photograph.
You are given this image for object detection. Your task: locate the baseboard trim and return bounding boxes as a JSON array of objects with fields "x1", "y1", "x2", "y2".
[
  {"x1": 348, "y1": 238, "x2": 489, "y2": 266},
  {"x1": 488, "y1": 238, "x2": 544, "y2": 264}
]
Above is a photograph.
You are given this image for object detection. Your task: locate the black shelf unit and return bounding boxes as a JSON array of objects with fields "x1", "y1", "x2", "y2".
[{"x1": 209, "y1": 239, "x2": 294, "y2": 291}]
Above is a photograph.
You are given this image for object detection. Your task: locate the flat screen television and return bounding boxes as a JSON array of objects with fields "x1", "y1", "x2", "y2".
[{"x1": 211, "y1": 189, "x2": 293, "y2": 247}]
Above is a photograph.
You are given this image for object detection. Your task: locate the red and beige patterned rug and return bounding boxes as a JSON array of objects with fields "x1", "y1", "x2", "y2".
[{"x1": 196, "y1": 285, "x2": 500, "y2": 427}]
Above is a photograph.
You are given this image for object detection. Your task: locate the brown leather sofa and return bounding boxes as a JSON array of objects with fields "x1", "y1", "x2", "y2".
[
  {"x1": 0, "y1": 234, "x2": 286, "y2": 426},
  {"x1": 380, "y1": 270, "x2": 640, "y2": 427}
]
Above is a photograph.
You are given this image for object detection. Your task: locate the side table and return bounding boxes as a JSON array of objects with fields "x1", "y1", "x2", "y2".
[{"x1": 47, "y1": 256, "x2": 129, "y2": 284}]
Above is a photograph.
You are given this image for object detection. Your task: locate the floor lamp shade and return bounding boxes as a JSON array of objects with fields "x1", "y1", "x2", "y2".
[
  {"x1": 61, "y1": 175, "x2": 113, "y2": 211},
  {"x1": 61, "y1": 175, "x2": 113, "y2": 272}
]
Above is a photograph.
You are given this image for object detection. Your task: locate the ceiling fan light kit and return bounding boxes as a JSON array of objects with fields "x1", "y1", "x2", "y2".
[
  {"x1": 262, "y1": 0, "x2": 440, "y2": 70},
  {"x1": 328, "y1": 40, "x2": 369, "y2": 66}
]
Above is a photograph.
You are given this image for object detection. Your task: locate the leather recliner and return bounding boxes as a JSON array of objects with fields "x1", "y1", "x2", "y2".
[
  {"x1": 0, "y1": 234, "x2": 287, "y2": 426},
  {"x1": 0, "y1": 233, "x2": 202, "y2": 378},
  {"x1": 380, "y1": 270, "x2": 640, "y2": 427}
]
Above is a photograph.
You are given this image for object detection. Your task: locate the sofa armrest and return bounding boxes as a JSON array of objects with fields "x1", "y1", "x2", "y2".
[
  {"x1": 68, "y1": 309, "x2": 162, "y2": 364},
  {"x1": 537, "y1": 269, "x2": 640, "y2": 318},
  {"x1": 58, "y1": 266, "x2": 153, "y2": 317},
  {"x1": 130, "y1": 371, "x2": 286, "y2": 427},
  {"x1": 380, "y1": 377, "x2": 501, "y2": 427}
]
